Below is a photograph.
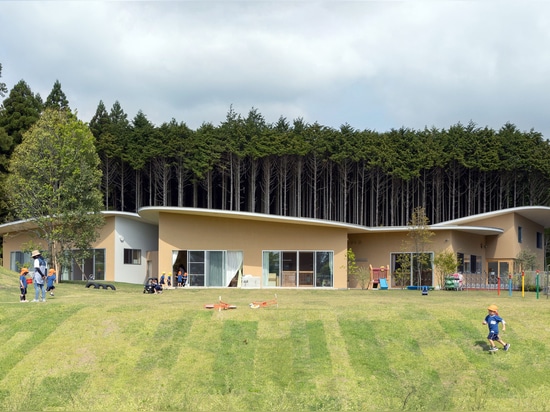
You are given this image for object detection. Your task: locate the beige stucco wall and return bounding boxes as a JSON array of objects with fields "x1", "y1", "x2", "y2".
[
  {"x1": 463, "y1": 214, "x2": 545, "y2": 269},
  {"x1": 2, "y1": 231, "x2": 48, "y2": 269},
  {"x1": 2, "y1": 217, "x2": 116, "y2": 280},
  {"x1": 95, "y1": 217, "x2": 115, "y2": 282},
  {"x1": 348, "y1": 230, "x2": 487, "y2": 286},
  {"x1": 157, "y1": 213, "x2": 349, "y2": 288}
]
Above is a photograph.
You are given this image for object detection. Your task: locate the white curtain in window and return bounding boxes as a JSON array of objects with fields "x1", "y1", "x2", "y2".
[
  {"x1": 172, "y1": 250, "x2": 178, "y2": 271},
  {"x1": 225, "y1": 251, "x2": 243, "y2": 286}
]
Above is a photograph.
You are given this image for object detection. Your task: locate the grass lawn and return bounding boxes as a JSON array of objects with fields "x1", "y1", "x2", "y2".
[{"x1": 0, "y1": 268, "x2": 549, "y2": 411}]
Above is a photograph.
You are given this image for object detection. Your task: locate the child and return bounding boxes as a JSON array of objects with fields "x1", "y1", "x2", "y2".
[
  {"x1": 19, "y1": 268, "x2": 29, "y2": 302},
  {"x1": 152, "y1": 278, "x2": 163, "y2": 294},
  {"x1": 46, "y1": 268, "x2": 57, "y2": 296},
  {"x1": 482, "y1": 304, "x2": 510, "y2": 352},
  {"x1": 177, "y1": 270, "x2": 183, "y2": 288}
]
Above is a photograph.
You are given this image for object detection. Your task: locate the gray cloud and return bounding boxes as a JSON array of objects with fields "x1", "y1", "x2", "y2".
[{"x1": 2, "y1": 1, "x2": 550, "y2": 137}]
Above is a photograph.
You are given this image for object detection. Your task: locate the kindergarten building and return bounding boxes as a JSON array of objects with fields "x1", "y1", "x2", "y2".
[{"x1": 1, "y1": 206, "x2": 549, "y2": 289}]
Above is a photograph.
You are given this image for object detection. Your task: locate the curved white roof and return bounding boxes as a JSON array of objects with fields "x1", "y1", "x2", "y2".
[
  {"x1": 1, "y1": 206, "x2": 548, "y2": 236},
  {"x1": 431, "y1": 206, "x2": 550, "y2": 228},
  {"x1": 138, "y1": 206, "x2": 511, "y2": 235}
]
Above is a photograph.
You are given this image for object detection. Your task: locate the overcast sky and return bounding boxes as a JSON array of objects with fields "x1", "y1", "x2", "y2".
[{"x1": 2, "y1": 1, "x2": 550, "y2": 137}]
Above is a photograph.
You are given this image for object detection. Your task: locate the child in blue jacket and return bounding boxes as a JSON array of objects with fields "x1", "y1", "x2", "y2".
[
  {"x1": 46, "y1": 268, "x2": 57, "y2": 296},
  {"x1": 483, "y1": 304, "x2": 510, "y2": 352}
]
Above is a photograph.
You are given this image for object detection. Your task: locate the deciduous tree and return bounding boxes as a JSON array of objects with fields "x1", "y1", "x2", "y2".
[
  {"x1": 5, "y1": 108, "x2": 104, "y2": 274},
  {"x1": 406, "y1": 206, "x2": 435, "y2": 287}
]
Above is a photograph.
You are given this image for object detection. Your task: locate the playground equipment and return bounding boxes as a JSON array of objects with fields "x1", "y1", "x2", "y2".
[
  {"x1": 369, "y1": 265, "x2": 390, "y2": 289},
  {"x1": 204, "y1": 296, "x2": 237, "y2": 311},
  {"x1": 444, "y1": 273, "x2": 463, "y2": 291},
  {"x1": 249, "y1": 294, "x2": 278, "y2": 309},
  {"x1": 86, "y1": 281, "x2": 116, "y2": 290},
  {"x1": 379, "y1": 278, "x2": 389, "y2": 290}
]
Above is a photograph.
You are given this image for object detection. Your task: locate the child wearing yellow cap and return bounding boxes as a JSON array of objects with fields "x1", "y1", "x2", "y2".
[
  {"x1": 46, "y1": 268, "x2": 57, "y2": 297},
  {"x1": 19, "y1": 268, "x2": 30, "y2": 302},
  {"x1": 482, "y1": 304, "x2": 510, "y2": 352}
]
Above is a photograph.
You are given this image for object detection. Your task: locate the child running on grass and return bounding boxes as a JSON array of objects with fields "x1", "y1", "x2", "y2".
[{"x1": 483, "y1": 304, "x2": 510, "y2": 352}]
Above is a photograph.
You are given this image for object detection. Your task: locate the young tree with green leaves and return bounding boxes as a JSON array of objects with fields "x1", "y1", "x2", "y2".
[
  {"x1": 433, "y1": 249, "x2": 460, "y2": 289},
  {"x1": 344, "y1": 248, "x2": 359, "y2": 288},
  {"x1": 343, "y1": 248, "x2": 371, "y2": 289},
  {"x1": 515, "y1": 249, "x2": 537, "y2": 273},
  {"x1": 393, "y1": 252, "x2": 412, "y2": 289},
  {"x1": 406, "y1": 206, "x2": 435, "y2": 287},
  {"x1": 5, "y1": 108, "x2": 104, "y2": 275}
]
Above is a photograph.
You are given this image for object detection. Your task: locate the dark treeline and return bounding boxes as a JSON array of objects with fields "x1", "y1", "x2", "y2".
[
  {"x1": 89, "y1": 102, "x2": 550, "y2": 227},
  {"x1": 2, "y1": 78, "x2": 550, "y2": 227}
]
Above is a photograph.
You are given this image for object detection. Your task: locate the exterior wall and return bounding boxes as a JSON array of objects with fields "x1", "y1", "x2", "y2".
[
  {"x1": 468, "y1": 214, "x2": 515, "y2": 260},
  {"x1": 2, "y1": 232, "x2": 48, "y2": 269},
  {"x1": 446, "y1": 231, "x2": 486, "y2": 264},
  {"x1": 513, "y1": 214, "x2": 545, "y2": 270},
  {"x1": 2, "y1": 218, "x2": 116, "y2": 277},
  {"x1": 95, "y1": 217, "x2": 115, "y2": 282},
  {"x1": 2, "y1": 209, "x2": 547, "y2": 287},
  {"x1": 462, "y1": 213, "x2": 545, "y2": 270},
  {"x1": 1, "y1": 215, "x2": 158, "y2": 285},
  {"x1": 348, "y1": 232, "x2": 404, "y2": 275},
  {"x1": 157, "y1": 213, "x2": 349, "y2": 288},
  {"x1": 348, "y1": 230, "x2": 486, "y2": 287},
  {"x1": 113, "y1": 217, "x2": 158, "y2": 284}
]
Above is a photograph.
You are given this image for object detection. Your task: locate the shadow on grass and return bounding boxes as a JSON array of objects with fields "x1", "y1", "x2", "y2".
[{"x1": 475, "y1": 340, "x2": 491, "y2": 352}]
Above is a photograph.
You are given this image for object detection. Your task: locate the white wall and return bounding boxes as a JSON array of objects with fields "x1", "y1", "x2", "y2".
[{"x1": 113, "y1": 217, "x2": 158, "y2": 284}]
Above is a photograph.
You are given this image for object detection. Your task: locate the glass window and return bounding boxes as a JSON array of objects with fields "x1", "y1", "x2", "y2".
[
  {"x1": 184, "y1": 250, "x2": 242, "y2": 287},
  {"x1": 206, "y1": 251, "x2": 224, "y2": 287},
  {"x1": 456, "y1": 253, "x2": 464, "y2": 273},
  {"x1": 188, "y1": 250, "x2": 205, "y2": 286},
  {"x1": 263, "y1": 251, "x2": 281, "y2": 286},
  {"x1": 463, "y1": 255, "x2": 471, "y2": 274},
  {"x1": 518, "y1": 226, "x2": 523, "y2": 243},
  {"x1": 123, "y1": 249, "x2": 141, "y2": 265},
  {"x1": 282, "y1": 252, "x2": 297, "y2": 286},
  {"x1": 298, "y1": 252, "x2": 314, "y2": 287},
  {"x1": 537, "y1": 232, "x2": 543, "y2": 249},
  {"x1": 316, "y1": 251, "x2": 333, "y2": 287},
  {"x1": 263, "y1": 250, "x2": 333, "y2": 288},
  {"x1": 10, "y1": 251, "x2": 32, "y2": 272},
  {"x1": 391, "y1": 252, "x2": 434, "y2": 287},
  {"x1": 67, "y1": 249, "x2": 106, "y2": 281}
]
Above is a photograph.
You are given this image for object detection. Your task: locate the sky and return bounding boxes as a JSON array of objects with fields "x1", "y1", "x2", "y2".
[{"x1": 2, "y1": 1, "x2": 550, "y2": 137}]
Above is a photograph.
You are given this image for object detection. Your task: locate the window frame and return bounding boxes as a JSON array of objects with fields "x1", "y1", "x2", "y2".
[{"x1": 123, "y1": 248, "x2": 141, "y2": 265}]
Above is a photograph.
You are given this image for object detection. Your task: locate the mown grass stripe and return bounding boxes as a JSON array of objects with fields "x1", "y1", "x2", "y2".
[
  {"x1": 211, "y1": 320, "x2": 258, "y2": 395},
  {"x1": 0, "y1": 304, "x2": 84, "y2": 381},
  {"x1": 253, "y1": 320, "x2": 293, "y2": 389}
]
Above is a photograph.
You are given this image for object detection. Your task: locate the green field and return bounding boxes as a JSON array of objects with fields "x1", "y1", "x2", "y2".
[{"x1": 0, "y1": 268, "x2": 548, "y2": 411}]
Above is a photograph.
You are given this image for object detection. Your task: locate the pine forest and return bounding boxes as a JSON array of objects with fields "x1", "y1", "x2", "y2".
[{"x1": 2, "y1": 78, "x2": 550, "y2": 228}]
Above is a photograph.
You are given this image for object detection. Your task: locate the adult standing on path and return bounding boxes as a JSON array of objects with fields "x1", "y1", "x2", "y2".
[{"x1": 32, "y1": 250, "x2": 47, "y2": 302}]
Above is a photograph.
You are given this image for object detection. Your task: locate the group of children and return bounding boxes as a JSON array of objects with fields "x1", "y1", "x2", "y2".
[
  {"x1": 19, "y1": 250, "x2": 56, "y2": 303},
  {"x1": 159, "y1": 268, "x2": 188, "y2": 289}
]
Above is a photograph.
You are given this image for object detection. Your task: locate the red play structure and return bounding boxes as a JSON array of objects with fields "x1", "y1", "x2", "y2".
[{"x1": 369, "y1": 264, "x2": 389, "y2": 289}]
